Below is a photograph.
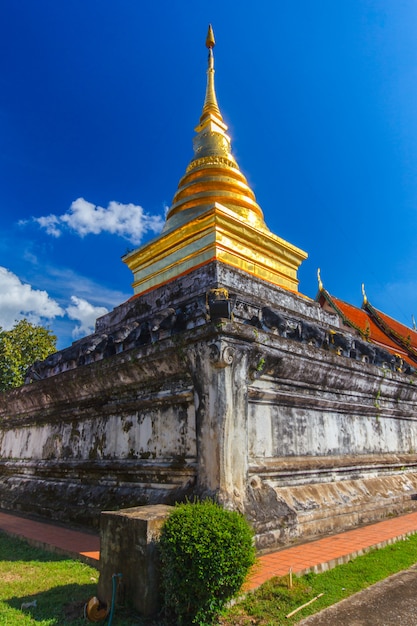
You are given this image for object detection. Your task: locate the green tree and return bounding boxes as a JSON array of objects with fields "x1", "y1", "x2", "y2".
[{"x1": 0, "y1": 319, "x2": 57, "y2": 391}]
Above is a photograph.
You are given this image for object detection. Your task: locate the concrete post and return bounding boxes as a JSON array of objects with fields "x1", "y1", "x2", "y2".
[{"x1": 97, "y1": 504, "x2": 173, "y2": 617}]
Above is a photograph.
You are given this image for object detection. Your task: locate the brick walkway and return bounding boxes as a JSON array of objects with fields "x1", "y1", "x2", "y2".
[
  {"x1": 246, "y1": 511, "x2": 417, "y2": 590},
  {"x1": 0, "y1": 510, "x2": 100, "y2": 567},
  {"x1": 1, "y1": 509, "x2": 417, "y2": 589}
]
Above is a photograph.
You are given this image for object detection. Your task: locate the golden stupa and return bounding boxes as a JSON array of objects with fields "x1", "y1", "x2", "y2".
[{"x1": 123, "y1": 26, "x2": 307, "y2": 295}]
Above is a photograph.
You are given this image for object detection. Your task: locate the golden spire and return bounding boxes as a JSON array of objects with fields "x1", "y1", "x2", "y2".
[
  {"x1": 123, "y1": 26, "x2": 308, "y2": 297},
  {"x1": 164, "y1": 25, "x2": 266, "y2": 232},
  {"x1": 200, "y1": 24, "x2": 222, "y2": 122}
]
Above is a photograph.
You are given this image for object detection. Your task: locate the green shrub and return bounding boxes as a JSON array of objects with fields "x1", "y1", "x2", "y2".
[{"x1": 159, "y1": 500, "x2": 256, "y2": 625}]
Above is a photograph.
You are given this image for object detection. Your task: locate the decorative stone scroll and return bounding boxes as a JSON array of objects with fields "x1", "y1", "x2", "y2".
[{"x1": 209, "y1": 342, "x2": 235, "y2": 369}]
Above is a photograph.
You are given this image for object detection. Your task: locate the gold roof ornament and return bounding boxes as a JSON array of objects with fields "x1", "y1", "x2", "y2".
[
  {"x1": 123, "y1": 26, "x2": 308, "y2": 296},
  {"x1": 362, "y1": 283, "x2": 368, "y2": 306},
  {"x1": 317, "y1": 268, "x2": 323, "y2": 292}
]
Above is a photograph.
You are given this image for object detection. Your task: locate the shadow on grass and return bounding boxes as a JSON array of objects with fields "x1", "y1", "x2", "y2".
[
  {"x1": 0, "y1": 533, "x2": 162, "y2": 625},
  {"x1": 5, "y1": 582, "x2": 97, "y2": 625},
  {"x1": 3, "y1": 573, "x2": 150, "y2": 625},
  {"x1": 7, "y1": 585, "x2": 162, "y2": 625}
]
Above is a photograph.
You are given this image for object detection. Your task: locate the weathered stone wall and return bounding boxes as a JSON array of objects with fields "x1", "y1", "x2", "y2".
[
  {"x1": 0, "y1": 340, "x2": 198, "y2": 526},
  {"x1": 1, "y1": 262, "x2": 417, "y2": 549},
  {"x1": 243, "y1": 326, "x2": 417, "y2": 549}
]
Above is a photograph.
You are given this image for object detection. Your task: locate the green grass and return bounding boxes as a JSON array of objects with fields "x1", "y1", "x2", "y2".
[
  {"x1": 2, "y1": 531, "x2": 417, "y2": 625},
  {"x1": 220, "y1": 533, "x2": 417, "y2": 625},
  {"x1": 0, "y1": 532, "x2": 141, "y2": 625}
]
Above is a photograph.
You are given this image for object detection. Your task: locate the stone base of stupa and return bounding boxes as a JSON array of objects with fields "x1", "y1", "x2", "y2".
[{"x1": 1, "y1": 261, "x2": 417, "y2": 550}]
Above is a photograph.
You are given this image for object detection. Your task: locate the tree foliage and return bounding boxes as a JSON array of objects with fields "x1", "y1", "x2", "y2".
[{"x1": 0, "y1": 319, "x2": 57, "y2": 391}]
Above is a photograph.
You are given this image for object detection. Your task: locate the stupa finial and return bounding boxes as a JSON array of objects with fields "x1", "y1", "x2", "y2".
[
  {"x1": 206, "y1": 24, "x2": 215, "y2": 49},
  {"x1": 201, "y1": 24, "x2": 222, "y2": 122}
]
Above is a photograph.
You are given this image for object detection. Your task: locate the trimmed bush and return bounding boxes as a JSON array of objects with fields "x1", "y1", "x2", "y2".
[{"x1": 159, "y1": 500, "x2": 255, "y2": 625}]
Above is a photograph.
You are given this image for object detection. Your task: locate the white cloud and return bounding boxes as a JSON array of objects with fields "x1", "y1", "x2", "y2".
[
  {"x1": 33, "y1": 214, "x2": 62, "y2": 237},
  {"x1": 66, "y1": 295, "x2": 108, "y2": 338},
  {"x1": 38, "y1": 265, "x2": 131, "y2": 310},
  {"x1": 32, "y1": 197, "x2": 164, "y2": 245},
  {"x1": 0, "y1": 266, "x2": 64, "y2": 330}
]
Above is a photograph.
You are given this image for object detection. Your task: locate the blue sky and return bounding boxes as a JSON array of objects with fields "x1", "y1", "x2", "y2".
[{"x1": 1, "y1": 1, "x2": 417, "y2": 348}]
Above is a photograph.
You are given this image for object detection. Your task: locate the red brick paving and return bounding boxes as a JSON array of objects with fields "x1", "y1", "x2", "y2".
[
  {"x1": 1, "y1": 509, "x2": 417, "y2": 589},
  {"x1": 0, "y1": 510, "x2": 99, "y2": 566},
  {"x1": 246, "y1": 511, "x2": 417, "y2": 590}
]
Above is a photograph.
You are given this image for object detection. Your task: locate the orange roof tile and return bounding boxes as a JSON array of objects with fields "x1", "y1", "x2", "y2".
[
  {"x1": 366, "y1": 304, "x2": 417, "y2": 350},
  {"x1": 318, "y1": 290, "x2": 417, "y2": 367}
]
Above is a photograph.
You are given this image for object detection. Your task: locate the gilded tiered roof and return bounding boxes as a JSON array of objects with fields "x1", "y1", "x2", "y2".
[
  {"x1": 124, "y1": 26, "x2": 307, "y2": 296},
  {"x1": 164, "y1": 25, "x2": 267, "y2": 234}
]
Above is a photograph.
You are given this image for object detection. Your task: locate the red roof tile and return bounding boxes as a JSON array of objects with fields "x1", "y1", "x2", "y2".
[
  {"x1": 318, "y1": 290, "x2": 417, "y2": 366},
  {"x1": 366, "y1": 304, "x2": 417, "y2": 352}
]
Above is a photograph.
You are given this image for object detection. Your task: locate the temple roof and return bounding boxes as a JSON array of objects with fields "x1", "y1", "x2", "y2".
[
  {"x1": 317, "y1": 284, "x2": 417, "y2": 367},
  {"x1": 363, "y1": 299, "x2": 417, "y2": 361}
]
